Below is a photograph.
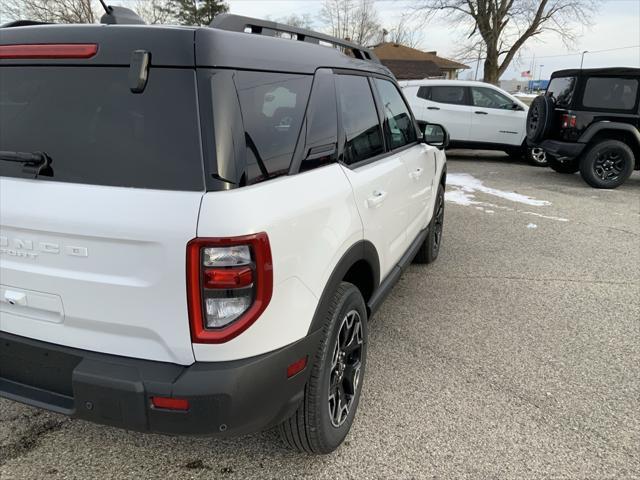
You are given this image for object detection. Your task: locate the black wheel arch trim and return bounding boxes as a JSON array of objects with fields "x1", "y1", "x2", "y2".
[
  {"x1": 579, "y1": 122, "x2": 640, "y2": 145},
  {"x1": 307, "y1": 240, "x2": 380, "y2": 334}
]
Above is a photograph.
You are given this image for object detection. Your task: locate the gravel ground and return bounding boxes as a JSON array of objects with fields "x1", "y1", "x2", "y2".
[{"x1": 2, "y1": 152, "x2": 639, "y2": 479}]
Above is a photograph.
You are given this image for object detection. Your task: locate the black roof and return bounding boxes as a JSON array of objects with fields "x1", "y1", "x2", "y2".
[
  {"x1": 551, "y1": 67, "x2": 640, "y2": 78},
  {"x1": 0, "y1": 22, "x2": 393, "y2": 77}
]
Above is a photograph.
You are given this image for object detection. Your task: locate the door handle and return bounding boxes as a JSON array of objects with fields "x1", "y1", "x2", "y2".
[
  {"x1": 409, "y1": 168, "x2": 424, "y2": 180},
  {"x1": 427, "y1": 106, "x2": 440, "y2": 110},
  {"x1": 366, "y1": 190, "x2": 388, "y2": 209},
  {"x1": 474, "y1": 111, "x2": 488, "y2": 115}
]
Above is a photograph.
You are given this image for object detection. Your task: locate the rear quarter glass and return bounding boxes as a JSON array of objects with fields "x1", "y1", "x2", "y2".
[
  {"x1": 546, "y1": 76, "x2": 576, "y2": 108},
  {"x1": 0, "y1": 66, "x2": 204, "y2": 191}
]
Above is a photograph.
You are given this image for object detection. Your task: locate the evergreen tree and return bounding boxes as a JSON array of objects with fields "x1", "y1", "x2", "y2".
[{"x1": 162, "y1": 0, "x2": 229, "y2": 26}]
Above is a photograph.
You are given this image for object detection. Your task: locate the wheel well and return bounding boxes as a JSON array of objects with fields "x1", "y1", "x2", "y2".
[
  {"x1": 439, "y1": 167, "x2": 447, "y2": 188},
  {"x1": 343, "y1": 260, "x2": 375, "y2": 306},
  {"x1": 587, "y1": 129, "x2": 640, "y2": 169}
]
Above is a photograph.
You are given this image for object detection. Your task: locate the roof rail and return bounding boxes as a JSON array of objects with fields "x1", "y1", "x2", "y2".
[
  {"x1": 209, "y1": 14, "x2": 379, "y2": 63},
  {"x1": 1, "y1": 20, "x2": 52, "y2": 28}
]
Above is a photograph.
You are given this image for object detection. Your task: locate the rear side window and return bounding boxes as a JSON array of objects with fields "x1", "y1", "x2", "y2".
[
  {"x1": 546, "y1": 76, "x2": 576, "y2": 107},
  {"x1": 234, "y1": 71, "x2": 312, "y2": 183},
  {"x1": 0, "y1": 67, "x2": 204, "y2": 190},
  {"x1": 336, "y1": 75, "x2": 384, "y2": 165},
  {"x1": 471, "y1": 87, "x2": 514, "y2": 109},
  {"x1": 374, "y1": 78, "x2": 417, "y2": 149},
  {"x1": 430, "y1": 86, "x2": 467, "y2": 105},
  {"x1": 582, "y1": 77, "x2": 639, "y2": 110},
  {"x1": 417, "y1": 86, "x2": 431, "y2": 100}
]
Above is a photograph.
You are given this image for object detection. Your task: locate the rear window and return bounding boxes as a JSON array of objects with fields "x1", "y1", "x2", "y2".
[
  {"x1": 582, "y1": 77, "x2": 639, "y2": 110},
  {"x1": 0, "y1": 67, "x2": 204, "y2": 191},
  {"x1": 546, "y1": 76, "x2": 576, "y2": 107}
]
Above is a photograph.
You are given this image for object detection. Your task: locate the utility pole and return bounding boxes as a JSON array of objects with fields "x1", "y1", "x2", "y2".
[
  {"x1": 537, "y1": 64, "x2": 544, "y2": 91},
  {"x1": 474, "y1": 48, "x2": 482, "y2": 81},
  {"x1": 580, "y1": 50, "x2": 588, "y2": 69}
]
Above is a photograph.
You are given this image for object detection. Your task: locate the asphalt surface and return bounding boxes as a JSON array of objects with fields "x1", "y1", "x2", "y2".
[{"x1": 2, "y1": 152, "x2": 639, "y2": 479}]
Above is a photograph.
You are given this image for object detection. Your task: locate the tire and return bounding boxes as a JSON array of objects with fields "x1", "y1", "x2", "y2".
[
  {"x1": 579, "y1": 140, "x2": 634, "y2": 189},
  {"x1": 279, "y1": 282, "x2": 367, "y2": 454},
  {"x1": 413, "y1": 183, "x2": 444, "y2": 264},
  {"x1": 526, "y1": 95, "x2": 554, "y2": 143},
  {"x1": 547, "y1": 155, "x2": 580, "y2": 174},
  {"x1": 527, "y1": 147, "x2": 549, "y2": 167}
]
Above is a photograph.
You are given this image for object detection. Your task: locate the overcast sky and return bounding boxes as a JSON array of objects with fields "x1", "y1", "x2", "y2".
[{"x1": 227, "y1": 0, "x2": 640, "y2": 80}]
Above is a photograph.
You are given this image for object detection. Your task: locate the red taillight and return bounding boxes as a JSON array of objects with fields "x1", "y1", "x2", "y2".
[
  {"x1": 0, "y1": 43, "x2": 98, "y2": 59},
  {"x1": 561, "y1": 113, "x2": 577, "y2": 129},
  {"x1": 150, "y1": 396, "x2": 190, "y2": 411},
  {"x1": 186, "y1": 233, "x2": 273, "y2": 344}
]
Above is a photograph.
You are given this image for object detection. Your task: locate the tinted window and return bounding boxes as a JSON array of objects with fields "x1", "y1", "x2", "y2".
[
  {"x1": 417, "y1": 86, "x2": 431, "y2": 100},
  {"x1": 582, "y1": 77, "x2": 638, "y2": 110},
  {"x1": 471, "y1": 87, "x2": 514, "y2": 109},
  {"x1": 374, "y1": 78, "x2": 417, "y2": 149},
  {"x1": 430, "y1": 86, "x2": 466, "y2": 105},
  {"x1": 300, "y1": 72, "x2": 338, "y2": 172},
  {"x1": 0, "y1": 67, "x2": 203, "y2": 190},
  {"x1": 234, "y1": 71, "x2": 312, "y2": 183},
  {"x1": 546, "y1": 76, "x2": 576, "y2": 107},
  {"x1": 336, "y1": 75, "x2": 384, "y2": 165}
]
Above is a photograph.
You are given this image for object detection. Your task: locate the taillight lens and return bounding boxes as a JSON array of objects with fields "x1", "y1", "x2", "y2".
[
  {"x1": 0, "y1": 43, "x2": 98, "y2": 59},
  {"x1": 561, "y1": 113, "x2": 577, "y2": 129},
  {"x1": 186, "y1": 233, "x2": 273, "y2": 343}
]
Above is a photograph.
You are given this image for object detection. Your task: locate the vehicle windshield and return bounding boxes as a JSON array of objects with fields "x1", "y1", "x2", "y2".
[
  {"x1": 546, "y1": 76, "x2": 576, "y2": 108},
  {"x1": 0, "y1": 66, "x2": 204, "y2": 190}
]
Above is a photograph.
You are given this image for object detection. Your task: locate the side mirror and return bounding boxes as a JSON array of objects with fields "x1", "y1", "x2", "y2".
[
  {"x1": 511, "y1": 102, "x2": 524, "y2": 111},
  {"x1": 421, "y1": 123, "x2": 449, "y2": 150}
]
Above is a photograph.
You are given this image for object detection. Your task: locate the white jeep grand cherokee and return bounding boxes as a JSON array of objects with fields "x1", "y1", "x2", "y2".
[{"x1": 0, "y1": 13, "x2": 447, "y2": 454}]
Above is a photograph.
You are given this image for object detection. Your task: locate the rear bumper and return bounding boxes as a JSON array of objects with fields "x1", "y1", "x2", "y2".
[
  {"x1": 0, "y1": 331, "x2": 321, "y2": 436},
  {"x1": 535, "y1": 139, "x2": 585, "y2": 161}
]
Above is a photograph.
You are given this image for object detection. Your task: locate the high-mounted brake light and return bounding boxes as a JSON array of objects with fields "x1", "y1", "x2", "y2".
[
  {"x1": 187, "y1": 233, "x2": 273, "y2": 343},
  {"x1": 0, "y1": 44, "x2": 98, "y2": 59}
]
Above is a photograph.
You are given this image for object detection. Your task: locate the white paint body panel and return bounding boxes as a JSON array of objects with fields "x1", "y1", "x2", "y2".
[{"x1": 0, "y1": 177, "x2": 201, "y2": 365}]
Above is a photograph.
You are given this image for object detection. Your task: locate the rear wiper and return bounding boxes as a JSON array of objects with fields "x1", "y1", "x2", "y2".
[{"x1": 0, "y1": 151, "x2": 53, "y2": 177}]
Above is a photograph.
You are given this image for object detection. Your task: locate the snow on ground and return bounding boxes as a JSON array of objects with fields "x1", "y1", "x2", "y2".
[{"x1": 445, "y1": 173, "x2": 568, "y2": 223}]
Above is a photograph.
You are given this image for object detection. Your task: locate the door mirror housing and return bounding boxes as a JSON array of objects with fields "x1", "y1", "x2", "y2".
[
  {"x1": 511, "y1": 102, "x2": 524, "y2": 111},
  {"x1": 421, "y1": 123, "x2": 449, "y2": 150}
]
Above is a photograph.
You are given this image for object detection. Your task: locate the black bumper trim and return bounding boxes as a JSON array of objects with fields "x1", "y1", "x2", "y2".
[
  {"x1": 0, "y1": 331, "x2": 322, "y2": 436},
  {"x1": 538, "y1": 139, "x2": 585, "y2": 160}
]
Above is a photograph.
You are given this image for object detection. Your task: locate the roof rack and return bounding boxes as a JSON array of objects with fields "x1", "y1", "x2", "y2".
[
  {"x1": 209, "y1": 14, "x2": 379, "y2": 63},
  {"x1": 1, "y1": 20, "x2": 52, "y2": 28}
]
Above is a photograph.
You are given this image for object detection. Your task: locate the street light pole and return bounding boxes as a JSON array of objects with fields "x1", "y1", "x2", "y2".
[
  {"x1": 580, "y1": 50, "x2": 589, "y2": 69},
  {"x1": 538, "y1": 64, "x2": 544, "y2": 91}
]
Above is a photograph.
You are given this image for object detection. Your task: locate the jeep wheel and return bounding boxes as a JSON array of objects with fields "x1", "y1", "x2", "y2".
[
  {"x1": 527, "y1": 147, "x2": 549, "y2": 167},
  {"x1": 279, "y1": 282, "x2": 367, "y2": 454},
  {"x1": 526, "y1": 95, "x2": 554, "y2": 143},
  {"x1": 547, "y1": 156, "x2": 580, "y2": 174},
  {"x1": 413, "y1": 183, "x2": 444, "y2": 264},
  {"x1": 579, "y1": 140, "x2": 634, "y2": 189}
]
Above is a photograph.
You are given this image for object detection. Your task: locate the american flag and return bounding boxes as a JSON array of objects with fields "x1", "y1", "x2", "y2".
[{"x1": 521, "y1": 70, "x2": 532, "y2": 78}]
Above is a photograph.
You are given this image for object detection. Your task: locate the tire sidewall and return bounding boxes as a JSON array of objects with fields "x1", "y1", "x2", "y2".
[
  {"x1": 580, "y1": 140, "x2": 634, "y2": 188},
  {"x1": 427, "y1": 184, "x2": 445, "y2": 262},
  {"x1": 315, "y1": 284, "x2": 368, "y2": 451},
  {"x1": 526, "y1": 95, "x2": 554, "y2": 143}
]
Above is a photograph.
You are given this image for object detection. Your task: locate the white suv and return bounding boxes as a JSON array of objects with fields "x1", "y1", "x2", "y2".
[
  {"x1": 0, "y1": 14, "x2": 447, "y2": 453},
  {"x1": 401, "y1": 79, "x2": 548, "y2": 166}
]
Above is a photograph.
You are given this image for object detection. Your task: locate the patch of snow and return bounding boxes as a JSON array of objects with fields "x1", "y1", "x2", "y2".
[
  {"x1": 444, "y1": 189, "x2": 477, "y2": 206},
  {"x1": 527, "y1": 223, "x2": 538, "y2": 229},
  {"x1": 447, "y1": 173, "x2": 550, "y2": 207},
  {"x1": 521, "y1": 211, "x2": 569, "y2": 222}
]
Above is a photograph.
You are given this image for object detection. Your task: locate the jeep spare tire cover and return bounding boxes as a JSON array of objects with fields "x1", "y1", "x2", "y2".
[{"x1": 526, "y1": 95, "x2": 554, "y2": 143}]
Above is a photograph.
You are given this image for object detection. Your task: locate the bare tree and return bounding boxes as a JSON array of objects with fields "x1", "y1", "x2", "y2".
[
  {"x1": 411, "y1": 0, "x2": 596, "y2": 84},
  {"x1": 1, "y1": 0, "x2": 97, "y2": 23},
  {"x1": 385, "y1": 14, "x2": 424, "y2": 48},
  {"x1": 273, "y1": 13, "x2": 315, "y2": 29},
  {"x1": 319, "y1": 0, "x2": 380, "y2": 46},
  {"x1": 136, "y1": 0, "x2": 173, "y2": 25}
]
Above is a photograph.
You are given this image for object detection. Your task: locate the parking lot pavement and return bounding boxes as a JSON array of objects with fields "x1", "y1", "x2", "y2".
[{"x1": 1, "y1": 153, "x2": 639, "y2": 480}]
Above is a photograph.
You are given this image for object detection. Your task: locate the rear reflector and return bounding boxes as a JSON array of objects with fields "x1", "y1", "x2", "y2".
[
  {"x1": 0, "y1": 44, "x2": 98, "y2": 59},
  {"x1": 287, "y1": 356, "x2": 308, "y2": 378},
  {"x1": 150, "y1": 396, "x2": 190, "y2": 411},
  {"x1": 203, "y1": 266, "x2": 253, "y2": 289}
]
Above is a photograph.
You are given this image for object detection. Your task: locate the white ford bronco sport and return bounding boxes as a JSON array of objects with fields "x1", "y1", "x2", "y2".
[{"x1": 0, "y1": 12, "x2": 447, "y2": 454}]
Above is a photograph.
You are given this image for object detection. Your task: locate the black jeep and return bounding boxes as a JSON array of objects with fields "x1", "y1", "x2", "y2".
[{"x1": 526, "y1": 67, "x2": 639, "y2": 188}]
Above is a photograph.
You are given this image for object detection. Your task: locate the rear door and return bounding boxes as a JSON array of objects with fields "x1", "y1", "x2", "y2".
[
  {"x1": 468, "y1": 86, "x2": 526, "y2": 146},
  {"x1": 335, "y1": 74, "x2": 409, "y2": 278},
  {"x1": 372, "y1": 78, "x2": 435, "y2": 243},
  {"x1": 0, "y1": 63, "x2": 204, "y2": 365},
  {"x1": 422, "y1": 85, "x2": 472, "y2": 142}
]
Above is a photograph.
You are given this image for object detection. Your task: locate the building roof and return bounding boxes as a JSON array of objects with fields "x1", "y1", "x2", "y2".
[
  {"x1": 372, "y1": 43, "x2": 469, "y2": 71},
  {"x1": 379, "y1": 59, "x2": 441, "y2": 80}
]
